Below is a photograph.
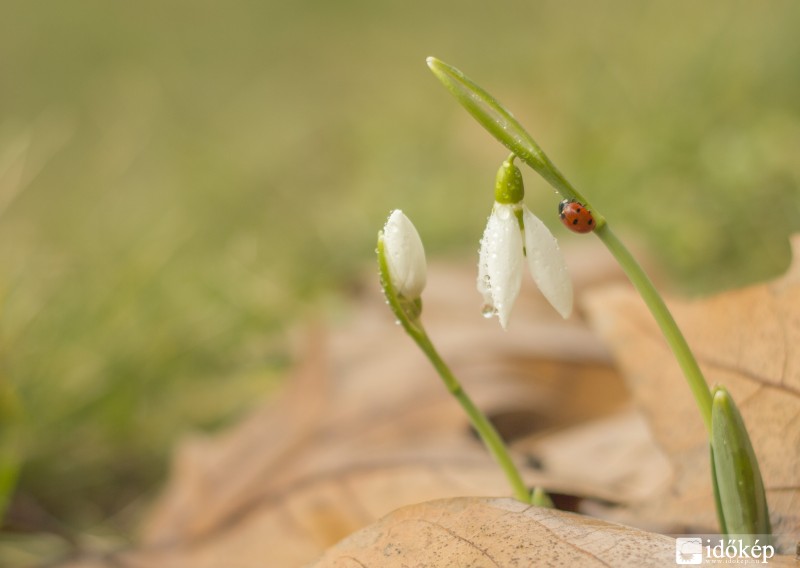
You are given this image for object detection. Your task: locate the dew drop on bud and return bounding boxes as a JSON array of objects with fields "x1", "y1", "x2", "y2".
[
  {"x1": 496, "y1": 206, "x2": 511, "y2": 220},
  {"x1": 481, "y1": 304, "x2": 496, "y2": 319}
]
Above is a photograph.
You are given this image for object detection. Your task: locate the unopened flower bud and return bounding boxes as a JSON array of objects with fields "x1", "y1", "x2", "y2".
[
  {"x1": 710, "y1": 386, "x2": 771, "y2": 545},
  {"x1": 381, "y1": 209, "x2": 427, "y2": 300}
]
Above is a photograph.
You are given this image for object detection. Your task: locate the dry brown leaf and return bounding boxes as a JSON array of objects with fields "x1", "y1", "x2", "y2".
[
  {"x1": 583, "y1": 235, "x2": 800, "y2": 552},
  {"x1": 312, "y1": 496, "x2": 798, "y2": 567}
]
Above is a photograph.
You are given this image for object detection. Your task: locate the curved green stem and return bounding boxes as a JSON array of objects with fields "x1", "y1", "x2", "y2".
[
  {"x1": 412, "y1": 331, "x2": 531, "y2": 503},
  {"x1": 425, "y1": 56, "x2": 775, "y2": 537},
  {"x1": 596, "y1": 225, "x2": 712, "y2": 431}
]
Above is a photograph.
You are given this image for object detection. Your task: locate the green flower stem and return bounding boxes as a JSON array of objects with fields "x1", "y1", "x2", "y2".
[
  {"x1": 595, "y1": 225, "x2": 712, "y2": 431},
  {"x1": 426, "y1": 56, "x2": 773, "y2": 537},
  {"x1": 427, "y1": 56, "x2": 713, "y2": 433},
  {"x1": 412, "y1": 331, "x2": 531, "y2": 504},
  {"x1": 378, "y1": 236, "x2": 531, "y2": 504}
]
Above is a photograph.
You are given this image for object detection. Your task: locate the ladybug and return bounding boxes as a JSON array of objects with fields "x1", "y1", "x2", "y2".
[{"x1": 558, "y1": 199, "x2": 595, "y2": 233}]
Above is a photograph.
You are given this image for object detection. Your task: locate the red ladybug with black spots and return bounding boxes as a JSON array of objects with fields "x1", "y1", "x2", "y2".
[{"x1": 558, "y1": 199, "x2": 595, "y2": 233}]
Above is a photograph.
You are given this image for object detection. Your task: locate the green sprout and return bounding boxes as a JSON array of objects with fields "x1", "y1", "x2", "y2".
[{"x1": 711, "y1": 386, "x2": 771, "y2": 545}]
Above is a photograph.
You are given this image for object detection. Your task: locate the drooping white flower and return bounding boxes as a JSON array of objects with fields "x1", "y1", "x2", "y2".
[
  {"x1": 381, "y1": 209, "x2": 427, "y2": 300},
  {"x1": 478, "y1": 159, "x2": 572, "y2": 329}
]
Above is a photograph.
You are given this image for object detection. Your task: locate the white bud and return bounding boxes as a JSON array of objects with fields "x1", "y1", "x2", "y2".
[
  {"x1": 382, "y1": 210, "x2": 427, "y2": 299},
  {"x1": 522, "y1": 207, "x2": 573, "y2": 318},
  {"x1": 478, "y1": 203, "x2": 524, "y2": 329}
]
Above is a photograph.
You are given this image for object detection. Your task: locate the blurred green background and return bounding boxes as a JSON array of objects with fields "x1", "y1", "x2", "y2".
[{"x1": 1, "y1": 0, "x2": 799, "y2": 563}]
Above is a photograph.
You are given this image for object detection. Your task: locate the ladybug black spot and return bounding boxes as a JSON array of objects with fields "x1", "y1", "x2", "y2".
[
  {"x1": 588, "y1": 219, "x2": 593, "y2": 225},
  {"x1": 572, "y1": 219, "x2": 578, "y2": 225}
]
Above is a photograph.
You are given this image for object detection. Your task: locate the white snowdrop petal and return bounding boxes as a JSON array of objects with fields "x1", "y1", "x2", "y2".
[
  {"x1": 383, "y1": 210, "x2": 427, "y2": 299},
  {"x1": 479, "y1": 204, "x2": 524, "y2": 329},
  {"x1": 522, "y1": 206, "x2": 573, "y2": 318},
  {"x1": 477, "y1": 227, "x2": 493, "y2": 307}
]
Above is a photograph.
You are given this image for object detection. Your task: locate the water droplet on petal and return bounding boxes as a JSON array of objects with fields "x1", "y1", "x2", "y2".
[
  {"x1": 496, "y1": 207, "x2": 511, "y2": 220},
  {"x1": 481, "y1": 304, "x2": 497, "y2": 319}
]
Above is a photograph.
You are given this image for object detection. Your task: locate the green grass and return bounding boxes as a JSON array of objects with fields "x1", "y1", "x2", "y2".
[{"x1": 0, "y1": 0, "x2": 799, "y2": 561}]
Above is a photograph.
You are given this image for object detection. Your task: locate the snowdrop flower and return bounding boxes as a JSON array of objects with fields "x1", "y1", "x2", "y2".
[
  {"x1": 381, "y1": 209, "x2": 427, "y2": 300},
  {"x1": 478, "y1": 158, "x2": 572, "y2": 329}
]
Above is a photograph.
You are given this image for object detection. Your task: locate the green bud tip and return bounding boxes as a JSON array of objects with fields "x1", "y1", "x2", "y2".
[
  {"x1": 710, "y1": 386, "x2": 771, "y2": 543},
  {"x1": 494, "y1": 156, "x2": 525, "y2": 204}
]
